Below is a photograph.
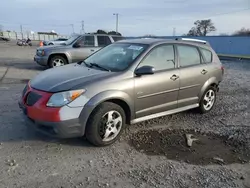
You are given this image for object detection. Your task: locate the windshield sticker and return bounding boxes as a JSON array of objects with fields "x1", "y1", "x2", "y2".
[{"x1": 128, "y1": 45, "x2": 143, "y2": 51}]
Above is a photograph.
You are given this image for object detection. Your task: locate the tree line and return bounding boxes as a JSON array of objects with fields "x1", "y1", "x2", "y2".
[{"x1": 184, "y1": 19, "x2": 250, "y2": 36}]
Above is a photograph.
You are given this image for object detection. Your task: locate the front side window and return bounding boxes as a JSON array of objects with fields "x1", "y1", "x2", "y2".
[
  {"x1": 138, "y1": 45, "x2": 175, "y2": 71},
  {"x1": 84, "y1": 43, "x2": 148, "y2": 72},
  {"x1": 97, "y1": 36, "x2": 112, "y2": 46},
  {"x1": 64, "y1": 35, "x2": 81, "y2": 45},
  {"x1": 177, "y1": 45, "x2": 201, "y2": 67},
  {"x1": 77, "y1": 35, "x2": 95, "y2": 46}
]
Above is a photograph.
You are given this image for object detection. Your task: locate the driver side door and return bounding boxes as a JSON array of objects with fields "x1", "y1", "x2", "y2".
[
  {"x1": 134, "y1": 44, "x2": 180, "y2": 118},
  {"x1": 70, "y1": 35, "x2": 98, "y2": 63}
]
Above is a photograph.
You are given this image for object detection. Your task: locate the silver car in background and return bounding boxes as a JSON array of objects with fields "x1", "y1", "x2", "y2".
[
  {"x1": 34, "y1": 34, "x2": 124, "y2": 68},
  {"x1": 43, "y1": 37, "x2": 68, "y2": 46}
]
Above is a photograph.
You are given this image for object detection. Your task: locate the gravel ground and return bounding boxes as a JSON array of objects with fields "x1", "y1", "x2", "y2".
[{"x1": 0, "y1": 42, "x2": 250, "y2": 188}]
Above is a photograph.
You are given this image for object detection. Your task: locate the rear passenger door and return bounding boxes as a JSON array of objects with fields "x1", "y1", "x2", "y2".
[
  {"x1": 199, "y1": 47, "x2": 217, "y2": 78},
  {"x1": 176, "y1": 44, "x2": 209, "y2": 107}
]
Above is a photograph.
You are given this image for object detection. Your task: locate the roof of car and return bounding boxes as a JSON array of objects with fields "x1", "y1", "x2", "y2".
[
  {"x1": 117, "y1": 38, "x2": 169, "y2": 44},
  {"x1": 117, "y1": 37, "x2": 211, "y2": 47}
]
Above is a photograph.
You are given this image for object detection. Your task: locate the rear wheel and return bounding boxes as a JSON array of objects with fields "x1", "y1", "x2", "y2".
[
  {"x1": 198, "y1": 86, "x2": 217, "y2": 113},
  {"x1": 85, "y1": 102, "x2": 126, "y2": 146},
  {"x1": 48, "y1": 56, "x2": 67, "y2": 68}
]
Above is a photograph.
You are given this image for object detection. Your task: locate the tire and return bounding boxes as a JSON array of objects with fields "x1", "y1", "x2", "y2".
[
  {"x1": 198, "y1": 86, "x2": 217, "y2": 114},
  {"x1": 85, "y1": 102, "x2": 126, "y2": 146},
  {"x1": 48, "y1": 43, "x2": 53, "y2": 45},
  {"x1": 48, "y1": 55, "x2": 67, "y2": 68}
]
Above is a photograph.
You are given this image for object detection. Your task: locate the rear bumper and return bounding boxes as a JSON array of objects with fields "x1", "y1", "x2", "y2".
[
  {"x1": 19, "y1": 100, "x2": 83, "y2": 138},
  {"x1": 34, "y1": 55, "x2": 48, "y2": 66}
]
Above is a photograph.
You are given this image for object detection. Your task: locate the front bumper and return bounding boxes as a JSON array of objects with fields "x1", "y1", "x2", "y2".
[
  {"x1": 34, "y1": 55, "x2": 48, "y2": 66},
  {"x1": 18, "y1": 85, "x2": 85, "y2": 138}
]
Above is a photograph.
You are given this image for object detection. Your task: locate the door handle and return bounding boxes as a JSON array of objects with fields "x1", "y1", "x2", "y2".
[
  {"x1": 90, "y1": 49, "x2": 95, "y2": 52},
  {"x1": 201, "y1": 69, "x2": 208, "y2": 75},
  {"x1": 170, "y1": 74, "x2": 179, "y2": 81}
]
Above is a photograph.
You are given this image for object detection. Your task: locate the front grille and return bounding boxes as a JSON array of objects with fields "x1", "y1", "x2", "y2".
[
  {"x1": 26, "y1": 91, "x2": 42, "y2": 106},
  {"x1": 22, "y1": 84, "x2": 28, "y2": 97}
]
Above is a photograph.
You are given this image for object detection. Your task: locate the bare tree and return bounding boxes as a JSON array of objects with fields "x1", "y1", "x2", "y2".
[
  {"x1": 219, "y1": 33, "x2": 229, "y2": 36},
  {"x1": 0, "y1": 25, "x2": 3, "y2": 36},
  {"x1": 186, "y1": 19, "x2": 216, "y2": 36},
  {"x1": 108, "y1": 31, "x2": 122, "y2": 36}
]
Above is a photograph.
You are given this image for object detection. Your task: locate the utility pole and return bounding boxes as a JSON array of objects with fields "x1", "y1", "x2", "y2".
[
  {"x1": 81, "y1": 21, "x2": 85, "y2": 34},
  {"x1": 70, "y1": 24, "x2": 74, "y2": 34},
  {"x1": 20, "y1": 24, "x2": 23, "y2": 39},
  {"x1": 173, "y1": 27, "x2": 176, "y2": 36},
  {"x1": 113, "y1": 13, "x2": 119, "y2": 33}
]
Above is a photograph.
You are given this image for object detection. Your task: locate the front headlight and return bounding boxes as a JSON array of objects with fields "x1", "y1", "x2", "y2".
[
  {"x1": 37, "y1": 49, "x2": 45, "y2": 56},
  {"x1": 47, "y1": 89, "x2": 85, "y2": 107}
]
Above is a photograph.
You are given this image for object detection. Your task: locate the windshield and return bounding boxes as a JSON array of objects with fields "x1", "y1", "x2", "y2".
[
  {"x1": 84, "y1": 43, "x2": 149, "y2": 72},
  {"x1": 63, "y1": 35, "x2": 81, "y2": 45}
]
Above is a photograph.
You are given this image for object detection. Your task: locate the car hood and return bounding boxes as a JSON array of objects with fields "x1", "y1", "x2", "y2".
[
  {"x1": 37, "y1": 44, "x2": 68, "y2": 50},
  {"x1": 30, "y1": 64, "x2": 113, "y2": 92}
]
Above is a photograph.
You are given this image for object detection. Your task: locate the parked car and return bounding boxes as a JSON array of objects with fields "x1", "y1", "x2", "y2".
[
  {"x1": 43, "y1": 38, "x2": 68, "y2": 46},
  {"x1": 34, "y1": 34, "x2": 124, "y2": 68},
  {"x1": 0, "y1": 36, "x2": 10, "y2": 41},
  {"x1": 19, "y1": 38, "x2": 224, "y2": 146}
]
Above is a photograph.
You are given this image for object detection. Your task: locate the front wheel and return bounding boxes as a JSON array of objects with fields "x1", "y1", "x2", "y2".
[
  {"x1": 85, "y1": 102, "x2": 126, "y2": 146},
  {"x1": 48, "y1": 56, "x2": 67, "y2": 68},
  {"x1": 198, "y1": 86, "x2": 217, "y2": 114}
]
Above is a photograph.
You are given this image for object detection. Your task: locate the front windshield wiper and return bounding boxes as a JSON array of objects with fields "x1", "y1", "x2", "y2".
[
  {"x1": 77, "y1": 60, "x2": 90, "y2": 67},
  {"x1": 90, "y1": 63, "x2": 110, "y2": 72}
]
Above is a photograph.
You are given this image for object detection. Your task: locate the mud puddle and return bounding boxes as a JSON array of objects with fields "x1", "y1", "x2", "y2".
[{"x1": 129, "y1": 129, "x2": 250, "y2": 165}]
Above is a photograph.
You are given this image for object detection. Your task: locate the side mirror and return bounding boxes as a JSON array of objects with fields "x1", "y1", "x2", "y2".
[
  {"x1": 135, "y1": 66, "x2": 155, "y2": 76},
  {"x1": 73, "y1": 42, "x2": 81, "y2": 48}
]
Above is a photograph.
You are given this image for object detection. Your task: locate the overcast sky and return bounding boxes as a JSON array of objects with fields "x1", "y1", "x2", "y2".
[{"x1": 0, "y1": 0, "x2": 249, "y2": 36}]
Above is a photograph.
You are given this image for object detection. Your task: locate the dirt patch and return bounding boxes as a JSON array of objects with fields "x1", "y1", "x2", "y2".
[
  {"x1": 1, "y1": 78, "x2": 30, "y2": 84},
  {"x1": 129, "y1": 129, "x2": 250, "y2": 165}
]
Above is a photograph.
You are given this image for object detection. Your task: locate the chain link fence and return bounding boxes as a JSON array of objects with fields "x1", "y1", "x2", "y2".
[{"x1": 1, "y1": 31, "x2": 69, "y2": 41}]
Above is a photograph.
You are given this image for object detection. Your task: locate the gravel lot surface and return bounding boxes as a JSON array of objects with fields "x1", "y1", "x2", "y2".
[{"x1": 0, "y1": 41, "x2": 249, "y2": 188}]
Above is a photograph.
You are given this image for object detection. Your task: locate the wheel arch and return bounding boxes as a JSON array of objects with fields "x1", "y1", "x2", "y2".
[
  {"x1": 83, "y1": 90, "x2": 134, "y2": 126},
  {"x1": 48, "y1": 53, "x2": 69, "y2": 66},
  {"x1": 198, "y1": 77, "x2": 219, "y2": 100}
]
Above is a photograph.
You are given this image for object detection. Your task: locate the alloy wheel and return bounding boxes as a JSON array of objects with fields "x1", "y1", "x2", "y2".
[
  {"x1": 99, "y1": 110, "x2": 123, "y2": 142},
  {"x1": 52, "y1": 59, "x2": 64, "y2": 67},
  {"x1": 203, "y1": 89, "x2": 215, "y2": 111}
]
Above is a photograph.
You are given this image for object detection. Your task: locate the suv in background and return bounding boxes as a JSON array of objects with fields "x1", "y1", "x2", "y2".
[
  {"x1": 20, "y1": 38, "x2": 224, "y2": 146},
  {"x1": 34, "y1": 34, "x2": 124, "y2": 68}
]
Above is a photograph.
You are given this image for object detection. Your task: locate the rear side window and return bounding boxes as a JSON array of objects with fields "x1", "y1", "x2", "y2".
[
  {"x1": 97, "y1": 36, "x2": 112, "y2": 47},
  {"x1": 200, "y1": 48, "x2": 212, "y2": 62},
  {"x1": 177, "y1": 45, "x2": 201, "y2": 67},
  {"x1": 112, "y1": 36, "x2": 124, "y2": 42}
]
